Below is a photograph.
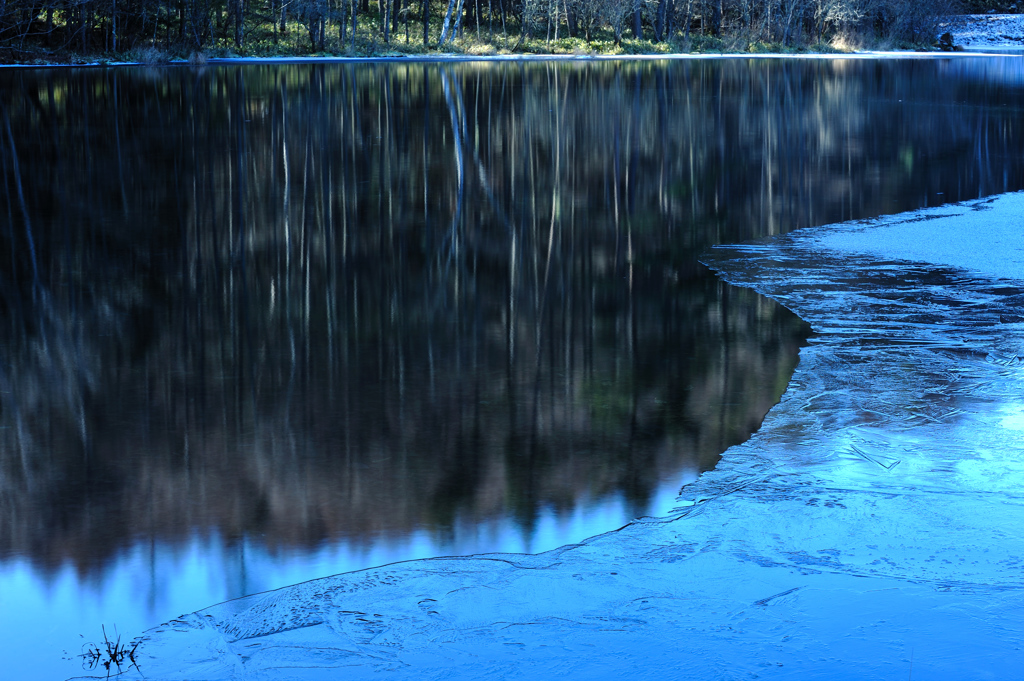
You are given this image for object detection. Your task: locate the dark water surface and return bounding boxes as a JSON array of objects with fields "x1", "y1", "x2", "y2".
[{"x1": 1, "y1": 56, "x2": 1023, "y2": 677}]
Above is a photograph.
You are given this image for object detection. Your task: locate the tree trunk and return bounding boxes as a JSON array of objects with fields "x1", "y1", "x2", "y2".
[
  {"x1": 632, "y1": 0, "x2": 642, "y2": 39},
  {"x1": 422, "y1": 0, "x2": 429, "y2": 44},
  {"x1": 340, "y1": 0, "x2": 347, "y2": 43},
  {"x1": 654, "y1": 0, "x2": 666, "y2": 41},
  {"x1": 88, "y1": 3, "x2": 96, "y2": 50},
  {"x1": 452, "y1": 0, "x2": 466, "y2": 39},
  {"x1": 114, "y1": 0, "x2": 120, "y2": 52},
  {"x1": 234, "y1": 0, "x2": 244, "y2": 46},
  {"x1": 438, "y1": 0, "x2": 466, "y2": 45}
]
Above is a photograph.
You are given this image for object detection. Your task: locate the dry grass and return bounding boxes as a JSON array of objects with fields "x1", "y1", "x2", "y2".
[
  {"x1": 829, "y1": 32, "x2": 867, "y2": 52},
  {"x1": 464, "y1": 42, "x2": 498, "y2": 55},
  {"x1": 80, "y1": 625, "x2": 143, "y2": 677},
  {"x1": 130, "y1": 45, "x2": 171, "y2": 64}
]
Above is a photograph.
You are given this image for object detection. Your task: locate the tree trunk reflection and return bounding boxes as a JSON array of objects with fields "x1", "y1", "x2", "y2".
[{"x1": 1, "y1": 58, "x2": 1023, "y2": 575}]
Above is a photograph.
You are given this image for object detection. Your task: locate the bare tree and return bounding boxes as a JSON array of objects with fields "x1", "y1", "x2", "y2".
[
  {"x1": 438, "y1": 0, "x2": 465, "y2": 45},
  {"x1": 811, "y1": 0, "x2": 863, "y2": 41}
]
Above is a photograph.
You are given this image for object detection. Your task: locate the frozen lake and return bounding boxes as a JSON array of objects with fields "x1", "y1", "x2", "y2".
[
  {"x1": 116, "y1": 189, "x2": 1024, "y2": 680},
  {"x1": 1, "y1": 56, "x2": 1023, "y2": 678}
]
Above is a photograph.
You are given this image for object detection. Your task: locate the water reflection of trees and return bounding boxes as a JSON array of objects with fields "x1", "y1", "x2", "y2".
[{"x1": 2, "y1": 59, "x2": 1023, "y2": 574}]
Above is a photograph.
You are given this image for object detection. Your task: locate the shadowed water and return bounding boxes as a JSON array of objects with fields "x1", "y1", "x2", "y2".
[{"x1": 1, "y1": 56, "x2": 1024, "y2": 678}]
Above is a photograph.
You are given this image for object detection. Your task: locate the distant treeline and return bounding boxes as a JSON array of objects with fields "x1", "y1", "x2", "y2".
[{"x1": 0, "y1": 0, "x2": 1008, "y2": 58}]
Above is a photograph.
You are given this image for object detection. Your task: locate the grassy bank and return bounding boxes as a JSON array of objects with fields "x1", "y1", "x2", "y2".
[
  {"x1": 0, "y1": 27, "x2": 929, "y2": 66},
  {"x1": 1, "y1": 2, "x2": 973, "y2": 67}
]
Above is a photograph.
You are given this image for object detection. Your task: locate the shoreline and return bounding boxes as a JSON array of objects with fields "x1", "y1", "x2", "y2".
[
  {"x1": 1, "y1": 48, "x2": 1022, "y2": 69},
  {"x1": 5, "y1": 14, "x2": 1024, "y2": 69},
  {"x1": 4, "y1": 13, "x2": 1023, "y2": 69}
]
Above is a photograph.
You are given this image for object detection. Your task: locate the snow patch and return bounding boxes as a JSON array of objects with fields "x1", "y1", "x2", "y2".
[{"x1": 940, "y1": 14, "x2": 1024, "y2": 52}]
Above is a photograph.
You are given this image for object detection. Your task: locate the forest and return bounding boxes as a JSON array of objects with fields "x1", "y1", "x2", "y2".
[{"x1": 0, "y1": 0, "x2": 1013, "y2": 61}]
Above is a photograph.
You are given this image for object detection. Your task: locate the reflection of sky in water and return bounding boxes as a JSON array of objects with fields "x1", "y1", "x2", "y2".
[{"x1": 2, "y1": 471, "x2": 692, "y2": 680}]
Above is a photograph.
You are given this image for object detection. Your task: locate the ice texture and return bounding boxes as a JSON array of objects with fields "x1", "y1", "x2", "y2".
[{"x1": 96, "y1": 192, "x2": 1024, "y2": 680}]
